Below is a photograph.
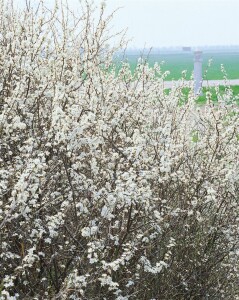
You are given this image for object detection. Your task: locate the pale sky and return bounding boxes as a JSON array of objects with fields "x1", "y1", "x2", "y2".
[
  {"x1": 103, "y1": 0, "x2": 239, "y2": 48},
  {"x1": 17, "y1": 0, "x2": 239, "y2": 48}
]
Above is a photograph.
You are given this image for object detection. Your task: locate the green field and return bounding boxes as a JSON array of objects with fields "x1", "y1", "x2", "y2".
[
  {"x1": 115, "y1": 52, "x2": 239, "y2": 80},
  {"x1": 164, "y1": 85, "x2": 239, "y2": 106}
]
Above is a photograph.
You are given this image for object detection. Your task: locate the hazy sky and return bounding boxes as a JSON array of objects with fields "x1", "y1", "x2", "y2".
[
  {"x1": 102, "y1": 0, "x2": 239, "y2": 48},
  {"x1": 17, "y1": 0, "x2": 239, "y2": 48}
]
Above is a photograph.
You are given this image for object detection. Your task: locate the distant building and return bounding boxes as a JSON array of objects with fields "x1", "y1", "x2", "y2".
[{"x1": 182, "y1": 46, "x2": 191, "y2": 52}]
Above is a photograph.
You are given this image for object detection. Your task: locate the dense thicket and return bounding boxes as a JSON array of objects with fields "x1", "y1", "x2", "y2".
[{"x1": 0, "y1": 1, "x2": 238, "y2": 299}]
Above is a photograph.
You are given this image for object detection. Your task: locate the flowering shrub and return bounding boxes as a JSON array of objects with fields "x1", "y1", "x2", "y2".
[{"x1": 0, "y1": 1, "x2": 239, "y2": 299}]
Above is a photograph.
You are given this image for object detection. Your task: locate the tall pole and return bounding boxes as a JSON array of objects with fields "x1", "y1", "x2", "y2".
[{"x1": 194, "y1": 50, "x2": 203, "y2": 95}]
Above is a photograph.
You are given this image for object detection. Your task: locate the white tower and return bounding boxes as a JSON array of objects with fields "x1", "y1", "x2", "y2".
[{"x1": 194, "y1": 50, "x2": 203, "y2": 95}]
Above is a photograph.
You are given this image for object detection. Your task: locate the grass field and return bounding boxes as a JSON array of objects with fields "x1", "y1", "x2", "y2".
[
  {"x1": 164, "y1": 85, "x2": 239, "y2": 105},
  {"x1": 115, "y1": 52, "x2": 239, "y2": 80}
]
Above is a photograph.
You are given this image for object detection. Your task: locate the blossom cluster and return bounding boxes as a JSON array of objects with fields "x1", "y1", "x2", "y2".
[{"x1": 0, "y1": 1, "x2": 238, "y2": 299}]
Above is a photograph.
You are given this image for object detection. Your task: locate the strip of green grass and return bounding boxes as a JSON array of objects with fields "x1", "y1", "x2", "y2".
[
  {"x1": 164, "y1": 85, "x2": 239, "y2": 105},
  {"x1": 197, "y1": 85, "x2": 239, "y2": 104},
  {"x1": 115, "y1": 52, "x2": 239, "y2": 80}
]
